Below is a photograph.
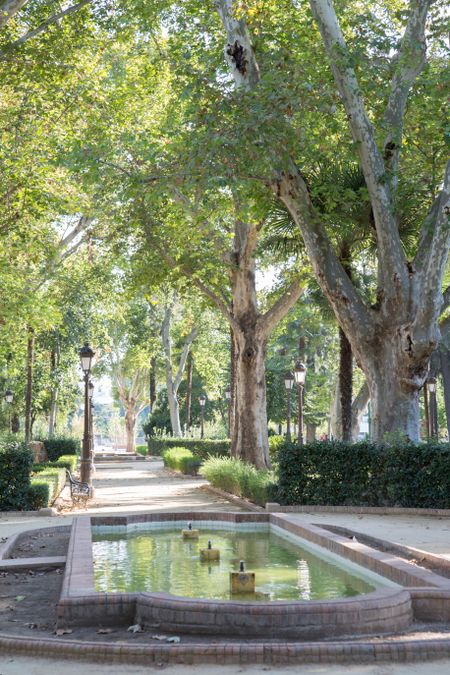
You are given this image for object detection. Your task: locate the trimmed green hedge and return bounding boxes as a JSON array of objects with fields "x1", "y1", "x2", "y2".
[
  {"x1": 148, "y1": 437, "x2": 230, "y2": 460},
  {"x1": 33, "y1": 455, "x2": 78, "y2": 473},
  {"x1": 0, "y1": 441, "x2": 33, "y2": 511},
  {"x1": 28, "y1": 483, "x2": 50, "y2": 510},
  {"x1": 162, "y1": 447, "x2": 202, "y2": 475},
  {"x1": 43, "y1": 437, "x2": 80, "y2": 461},
  {"x1": 31, "y1": 467, "x2": 66, "y2": 506},
  {"x1": 277, "y1": 440, "x2": 450, "y2": 508},
  {"x1": 136, "y1": 444, "x2": 148, "y2": 456},
  {"x1": 200, "y1": 456, "x2": 277, "y2": 507}
]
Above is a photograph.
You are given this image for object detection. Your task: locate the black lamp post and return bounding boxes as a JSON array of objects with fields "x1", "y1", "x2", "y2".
[
  {"x1": 79, "y1": 343, "x2": 95, "y2": 489},
  {"x1": 199, "y1": 394, "x2": 206, "y2": 439},
  {"x1": 428, "y1": 377, "x2": 438, "y2": 439},
  {"x1": 4, "y1": 389, "x2": 13, "y2": 432},
  {"x1": 293, "y1": 361, "x2": 307, "y2": 445},
  {"x1": 225, "y1": 386, "x2": 231, "y2": 437},
  {"x1": 89, "y1": 381, "x2": 94, "y2": 461},
  {"x1": 284, "y1": 372, "x2": 295, "y2": 442}
]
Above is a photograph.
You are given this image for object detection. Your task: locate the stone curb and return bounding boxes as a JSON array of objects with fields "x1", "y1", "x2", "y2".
[
  {"x1": 0, "y1": 508, "x2": 57, "y2": 518},
  {"x1": 2, "y1": 632, "x2": 450, "y2": 665},
  {"x1": 266, "y1": 504, "x2": 450, "y2": 517},
  {"x1": 203, "y1": 485, "x2": 264, "y2": 512}
]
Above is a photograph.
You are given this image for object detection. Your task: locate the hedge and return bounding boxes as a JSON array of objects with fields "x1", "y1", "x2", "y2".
[
  {"x1": 31, "y1": 467, "x2": 66, "y2": 506},
  {"x1": 136, "y1": 444, "x2": 148, "y2": 456},
  {"x1": 0, "y1": 441, "x2": 33, "y2": 511},
  {"x1": 200, "y1": 456, "x2": 277, "y2": 507},
  {"x1": 162, "y1": 447, "x2": 202, "y2": 475},
  {"x1": 276, "y1": 440, "x2": 450, "y2": 508},
  {"x1": 148, "y1": 437, "x2": 230, "y2": 460},
  {"x1": 28, "y1": 483, "x2": 50, "y2": 510},
  {"x1": 33, "y1": 455, "x2": 78, "y2": 473},
  {"x1": 42, "y1": 437, "x2": 80, "y2": 461}
]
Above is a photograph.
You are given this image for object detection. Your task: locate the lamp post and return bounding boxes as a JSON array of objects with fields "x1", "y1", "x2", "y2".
[
  {"x1": 79, "y1": 343, "x2": 95, "y2": 490},
  {"x1": 293, "y1": 361, "x2": 307, "y2": 445},
  {"x1": 199, "y1": 394, "x2": 206, "y2": 439},
  {"x1": 428, "y1": 377, "x2": 438, "y2": 439},
  {"x1": 89, "y1": 381, "x2": 94, "y2": 462},
  {"x1": 225, "y1": 386, "x2": 231, "y2": 437},
  {"x1": 284, "y1": 372, "x2": 295, "y2": 442},
  {"x1": 4, "y1": 389, "x2": 13, "y2": 432}
]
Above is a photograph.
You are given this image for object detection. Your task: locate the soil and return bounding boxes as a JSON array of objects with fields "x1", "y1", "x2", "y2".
[{"x1": 7, "y1": 527, "x2": 71, "y2": 559}]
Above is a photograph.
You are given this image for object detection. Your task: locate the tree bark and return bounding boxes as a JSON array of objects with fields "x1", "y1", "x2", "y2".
[
  {"x1": 0, "y1": 0, "x2": 27, "y2": 29},
  {"x1": 125, "y1": 407, "x2": 136, "y2": 453},
  {"x1": 161, "y1": 304, "x2": 197, "y2": 438},
  {"x1": 25, "y1": 327, "x2": 35, "y2": 445},
  {"x1": 48, "y1": 343, "x2": 60, "y2": 437},
  {"x1": 149, "y1": 356, "x2": 156, "y2": 413},
  {"x1": 185, "y1": 352, "x2": 193, "y2": 433},
  {"x1": 306, "y1": 423, "x2": 316, "y2": 443},
  {"x1": 339, "y1": 327, "x2": 353, "y2": 441},
  {"x1": 439, "y1": 345, "x2": 450, "y2": 440}
]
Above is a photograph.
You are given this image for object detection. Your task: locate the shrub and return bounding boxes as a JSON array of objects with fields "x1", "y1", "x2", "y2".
[
  {"x1": 31, "y1": 467, "x2": 66, "y2": 505},
  {"x1": 0, "y1": 441, "x2": 33, "y2": 511},
  {"x1": 52, "y1": 455, "x2": 78, "y2": 472},
  {"x1": 200, "y1": 456, "x2": 277, "y2": 506},
  {"x1": 162, "y1": 447, "x2": 202, "y2": 475},
  {"x1": 28, "y1": 482, "x2": 50, "y2": 510},
  {"x1": 136, "y1": 445, "x2": 148, "y2": 456},
  {"x1": 42, "y1": 437, "x2": 80, "y2": 461},
  {"x1": 276, "y1": 440, "x2": 450, "y2": 508},
  {"x1": 268, "y1": 435, "x2": 285, "y2": 465},
  {"x1": 148, "y1": 437, "x2": 230, "y2": 460}
]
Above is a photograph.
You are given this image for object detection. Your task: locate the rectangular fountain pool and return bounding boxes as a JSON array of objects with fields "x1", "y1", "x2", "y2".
[{"x1": 92, "y1": 521, "x2": 394, "y2": 601}]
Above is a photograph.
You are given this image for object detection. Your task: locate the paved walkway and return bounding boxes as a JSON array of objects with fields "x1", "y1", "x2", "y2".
[{"x1": 2, "y1": 458, "x2": 450, "y2": 673}]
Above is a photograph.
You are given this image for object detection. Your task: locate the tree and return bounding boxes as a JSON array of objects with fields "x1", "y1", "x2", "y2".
[{"x1": 215, "y1": 0, "x2": 449, "y2": 442}]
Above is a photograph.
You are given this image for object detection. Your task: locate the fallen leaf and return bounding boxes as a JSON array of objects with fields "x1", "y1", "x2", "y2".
[
  {"x1": 15, "y1": 596, "x2": 25, "y2": 602},
  {"x1": 97, "y1": 628, "x2": 114, "y2": 634},
  {"x1": 166, "y1": 636, "x2": 180, "y2": 643},
  {"x1": 54, "y1": 628, "x2": 73, "y2": 636},
  {"x1": 151, "y1": 634, "x2": 168, "y2": 641},
  {"x1": 127, "y1": 624, "x2": 143, "y2": 633}
]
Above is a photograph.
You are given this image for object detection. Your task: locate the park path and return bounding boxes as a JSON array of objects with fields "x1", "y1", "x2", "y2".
[{"x1": 80, "y1": 457, "x2": 246, "y2": 514}]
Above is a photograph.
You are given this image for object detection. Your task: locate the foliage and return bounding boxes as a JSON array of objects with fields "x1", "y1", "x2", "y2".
[
  {"x1": 200, "y1": 456, "x2": 277, "y2": 507},
  {"x1": 148, "y1": 437, "x2": 230, "y2": 460},
  {"x1": 0, "y1": 441, "x2": 33, "y2": 511},
  {"x1": 30, "y1": 467, "x2": 66, "y2": 505},
  {"x1": 28, "y1": 483, "x2": 49, "y2": 510},
  {"x1": 162, "y1": 447, "x2": 201, "y2": 475},
  {"x1": 268, "y1": 435, "x2": 285, "y2": 465},
  {"x1": 34, "y1": 455, "x2": 78, "y2": 472},
  {"x1": 42, "y1": 437, "x2": 80, "y2": 461},
  {"x1": 136, "y1": 444, "x2": 148, "y2": 456},
  {"x1": 277, "y1": 441, "x2": 450, "y2": 508}
]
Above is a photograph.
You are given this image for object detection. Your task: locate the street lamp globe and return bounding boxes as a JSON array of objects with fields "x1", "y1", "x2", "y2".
[
  {"x1": 4, "y1": 389, "x2": 13, "y2": 404},
  {"x1": 428, "y1": 377, "x2": 437, "y2": 393},
  {"x1": 79, "y1": 343, "x2": 95, "y2": 374},
  {"x1": 293, "y1": 361, "x2": 307, "y2": 385},
  {"x1": 284, "y1": 371, "x2": 295, "y2": 390},
  {"x1": 199, "y1": 394, "x2": 206, "y2": 407}
]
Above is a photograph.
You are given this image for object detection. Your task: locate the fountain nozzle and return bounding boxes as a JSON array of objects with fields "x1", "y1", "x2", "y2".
[
  {"x1": 239, "y1": 560, "x2": 245, "y2": 572},
  {"x1": 208, "y1": 540, "x2": 212, "y2": 549}
]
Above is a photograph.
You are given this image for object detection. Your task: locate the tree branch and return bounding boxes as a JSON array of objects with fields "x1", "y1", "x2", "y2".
[
  {"x1": 215, "y1": 0, "x2": 260, "y2": 89},
  {"x1": 308, "y1": 0, "x2": 408, "y2": 291},
  {"x1": 5, "y1": 0, "x2": 92, "y2": 48},
  {"x1": 259, "y1": 278, "x2": 304, "y2": 336},
  {"x1": 173, "y1": 326, "x2": 198, "y2": 392},
  {"x1": 0, "y1": 0, "x2": 27, "y2": 30},
  {"x1": 382, "y1": 0, "x2": 431, "y2": 184}
]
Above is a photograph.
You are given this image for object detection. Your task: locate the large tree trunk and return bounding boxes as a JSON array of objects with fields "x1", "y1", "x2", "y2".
[
  {"x1": 48, "y1": 344, "x2": 60, "y2": 437},
  {"x1": 339, "y1": 327, "x2": 353, "y2": 441},
  {"x1": 306, "y1": 424, "x2": 316, "y2": 443},
  {"x1": 185, "y1": 352, "x2": 193, "y2": 434},
  {"x1": 161, "y1": 304, "x2": 197, "y2": 438},
  {"x1": 125, "y1": 408, "x2": 136, "y2": 453},
  {"x1": 25, "y1": 327, "x2": 35, "y2": 445},
  {"x1": 231, "y1": 324, "x2": 270, "y2": 469},
  {"x1": 351, "y1": 382, "x2": 370, "y2": 441},
  {"x1": 149, "y1": 356, "x2": 156, "y2": 412},
  {"x1": 440, "y1": 345, "x2": 450, "y2": 440}
]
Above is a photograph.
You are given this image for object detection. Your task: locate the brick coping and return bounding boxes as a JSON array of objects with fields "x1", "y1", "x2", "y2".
[
  {"x1": 267, "y1": 503, "x2": 450, "y2": 517},
  {"x1": 3, "y1": 631, "x2": 450, "y2": 665}
]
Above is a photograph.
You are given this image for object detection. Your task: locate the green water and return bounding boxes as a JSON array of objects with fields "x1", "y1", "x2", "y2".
[{"x1": 92, "y1": 527, "x2": 376, "y2": 601}]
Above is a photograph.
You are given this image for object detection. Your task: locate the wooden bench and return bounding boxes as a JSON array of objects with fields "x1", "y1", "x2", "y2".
[{"x1": 66, "y1": 470, "x2": 90, "y2": 502}]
